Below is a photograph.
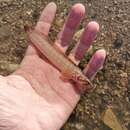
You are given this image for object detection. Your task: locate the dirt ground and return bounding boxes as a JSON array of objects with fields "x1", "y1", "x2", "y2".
[{"x1": 0, "y1": 0, "x2": 129, "y2": 130}]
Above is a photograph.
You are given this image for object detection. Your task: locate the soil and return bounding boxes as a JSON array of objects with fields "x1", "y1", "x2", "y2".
[{"x1": 0, "y1": 0, "x2": 129, "y2": 130}]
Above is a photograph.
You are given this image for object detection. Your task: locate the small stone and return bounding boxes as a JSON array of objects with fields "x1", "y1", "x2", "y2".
[
  {"x1": 0, "y1": 25, "x2": 10, "y2": 39},
  {"x1": 0, "y1": 61, "x2": 19, "y2": 73},
  {"x1": 101, "y1": 108, "x2": 123, "y2": 130},
  {"x1": 114, "y1": 1, "x2": 118, "y2": 5},
  {"x1": 105, "y1": 6, "x2": 108, "y2": 9},
  {"x1": 127, "y1": 123, "x2": 130, "y2": 130},
  {"x1": 75, "y1": 123, "x2": 85, "y2": 130},
  {"x1": 113, "y1": 34, "x2": 123, "y2": 48},
  {"x1": 120, "y1": 72, "x2": 128, "y2": 78},
  {"x1": 8, "y1": 63, "x2": 19, "y2": 72},
  {"x1": 88, "y1": 3, "x2": 91, "y2": 7},
  {"x1": 26, "y1": 10, "x2": 32, "y2": 15},
  {"x1": 14, "y1": 47, "x2": 24, "y2": 57}
]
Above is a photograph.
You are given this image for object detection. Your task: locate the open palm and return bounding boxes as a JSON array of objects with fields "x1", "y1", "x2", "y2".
[{"x1": 0, "y1": 2, "x2": 106, "y2": 130}]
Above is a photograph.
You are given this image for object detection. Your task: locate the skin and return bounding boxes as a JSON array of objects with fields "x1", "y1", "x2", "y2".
[{"x1": 0, "y1": 2, "x2": 106, "y2": 130}]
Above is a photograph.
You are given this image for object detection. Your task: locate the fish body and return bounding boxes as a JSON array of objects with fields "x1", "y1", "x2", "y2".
[{"x1": 28, "y1": 29, "x2": 93, "y2": 91}]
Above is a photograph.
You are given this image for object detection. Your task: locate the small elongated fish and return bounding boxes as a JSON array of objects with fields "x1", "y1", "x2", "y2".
[{"x1": 27, "y1": 29, "x2": 93, "y2": 92}]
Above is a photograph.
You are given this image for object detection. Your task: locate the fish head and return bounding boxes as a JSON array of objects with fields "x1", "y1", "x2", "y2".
[{"x1": 71, "y1": 72, "x2": 93, "y2": 92}]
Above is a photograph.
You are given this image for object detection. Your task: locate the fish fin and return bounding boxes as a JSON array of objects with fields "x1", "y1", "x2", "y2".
[
  {"x1": 60, "y1": 71, "x2": 72, "y2": 81},
  {"x1": 60, "y1": 75, "x2": 69, "y2": 82}
]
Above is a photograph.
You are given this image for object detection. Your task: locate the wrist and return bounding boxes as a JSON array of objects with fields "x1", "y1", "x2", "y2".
[{"x1": 0, "y1": 75, "x2": 42, "y2": 130}]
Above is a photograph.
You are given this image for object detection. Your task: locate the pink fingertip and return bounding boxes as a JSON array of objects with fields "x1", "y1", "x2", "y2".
[
  {"x1": 90, "y1": 49, "x2": 106, "y2": 70},
  {"x1": 39, "y1": 2, "x2": 57, "y2": 22},
  {"x1": 83, "y1": 49, "x2": 106, "y2": 80},
  {"x1": 87, "y1": 21, "x2": 99, "y2": 33},
  {"x1": 46, "y1": 2, "x2": 57, "y2": 8},
  {"x1": 44, "y1": 2, "x2": 57, "y2": 13},
  {"x1": 57, "y1": 3, "x2": 85, "y2": 47},
  {"x1": 93, "y1": 49, "x2": 106, "y2": 61},
  {"x1": 71, "y1": 3, "x2": 85, "y2": 15},
  {"x1": 66, "y1": 3, "x2": 85, "y2": 29}
]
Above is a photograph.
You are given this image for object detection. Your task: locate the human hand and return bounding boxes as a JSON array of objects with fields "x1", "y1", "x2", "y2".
[{"x1": 0, "y1": 2, "x2": 106, "y2": 130}]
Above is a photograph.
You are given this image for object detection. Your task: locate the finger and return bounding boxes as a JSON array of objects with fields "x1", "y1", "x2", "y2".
[
  {"x1": 25, "y1": 3, "x2": 57, "y2": 57},
  {"x1": 56, "y1": 3, "x2": 85, "y2": 52},
  {"x1": 35, "y1": 2, "x2": 57, "y2": 36},
  {"x1": 83, "y1": 49, "x2": 106, "y2": 80},
  {"x1": 69, "y1": 21, "x2": 99, "y2": 64},
  {"x1": 75, "y1": 21, "x2": 99, "y2": 60}
]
